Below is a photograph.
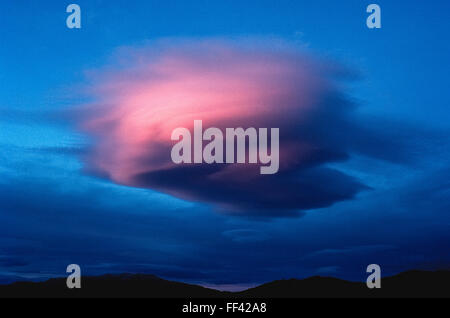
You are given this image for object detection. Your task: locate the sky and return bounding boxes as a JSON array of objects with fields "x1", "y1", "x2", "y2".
[{"x1": 0, "y1": 0, "x2": 449, "y2": 290}]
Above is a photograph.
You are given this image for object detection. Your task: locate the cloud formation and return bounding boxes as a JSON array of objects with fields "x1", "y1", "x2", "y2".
[{"x1": 74, "y1": 39, "x2": 406, "y2": 217}]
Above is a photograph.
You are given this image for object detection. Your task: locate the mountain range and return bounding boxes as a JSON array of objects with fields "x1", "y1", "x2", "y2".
[{"x1": 0, "y1": 270, "x2": 449, "y2": 298}]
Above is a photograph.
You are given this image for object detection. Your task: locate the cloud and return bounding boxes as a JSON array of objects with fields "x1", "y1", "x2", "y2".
[
  {"x1": 303, "y1": 245, "x2": 397, "y2": 259},
  {"x1": 72, "y1": 39, "x2": 410, "y2": 217},
  {"x1": 316, "y1": 266, "x2": 340, "y2": 274},
  {"x1": 0, "y1": 256, "x2": 29, "y2": 268},
  {"x1": 222, "y1": 229, "x2": 269, "y2": 243}
]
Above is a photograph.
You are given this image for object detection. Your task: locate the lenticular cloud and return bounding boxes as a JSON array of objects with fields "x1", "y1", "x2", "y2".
[{"x1": 76, "y1": 39, "x2": 373, "y2": 217}]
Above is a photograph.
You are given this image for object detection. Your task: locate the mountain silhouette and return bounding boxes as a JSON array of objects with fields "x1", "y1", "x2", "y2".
[
  {"x1": 0, "y1": 270, "x2": 449, "y2": 298},
  {"x1": 238, "y1": 270, "x2": 450, "y2": 298}
]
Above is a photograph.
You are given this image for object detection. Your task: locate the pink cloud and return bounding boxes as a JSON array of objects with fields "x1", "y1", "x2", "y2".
[{"x1": 74, "y1": 39, "x2": 369, "y2": 216}]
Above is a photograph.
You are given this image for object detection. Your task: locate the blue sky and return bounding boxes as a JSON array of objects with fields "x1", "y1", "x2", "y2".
[{"x1": 1, "y1": 0, "x2": 449, "y2": 289}]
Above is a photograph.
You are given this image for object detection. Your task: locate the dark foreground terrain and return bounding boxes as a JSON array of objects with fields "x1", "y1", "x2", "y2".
[{"x1": 0, "y1": 270, "x2": 449, "y2": 298}]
